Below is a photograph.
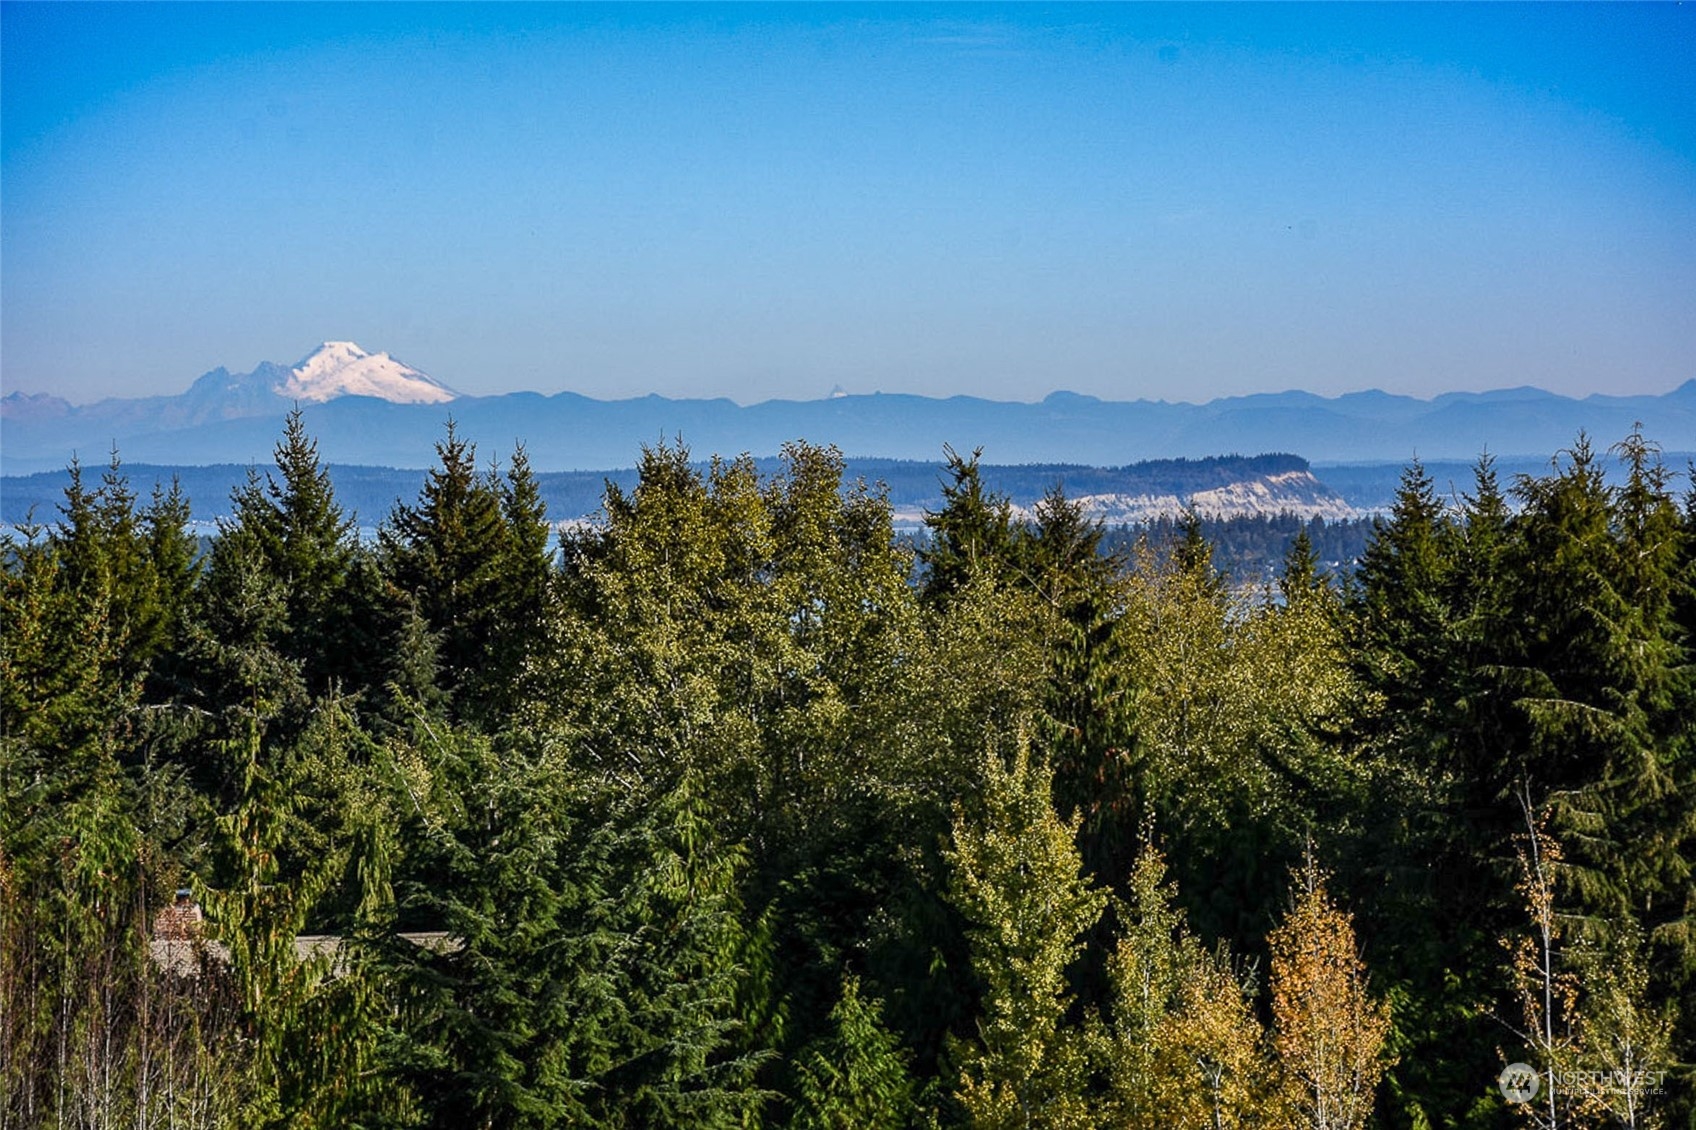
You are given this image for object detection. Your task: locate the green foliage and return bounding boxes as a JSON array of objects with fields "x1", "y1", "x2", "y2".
[
  {"x1": 945, "y1": 738, "x2": 1105, "y2": 1129},
  {"x1": 1502, "y1": 437, "x2": 1694, "y2": 1104},
  {"x1": 389, "y1": 729, "x2": 767, "y2": 1129},
  {"x1": 381, "y1": 422, "x2": 505, "y2": 707},
  {"x1": 1110, "y1": 535, "x2": 1362, "y2": 957},
  {"x1": 0, "y1": 460, "x2": 243, "y2": 1126},
  {"x1": 1280, "y1": 527, "x2": 1323, "y2": 603},
  {"x1": 181, "y1": 516, "x2": 306, "y2": 802},
  {"x1": 1024, "y1": 487, "x2": 1139, "y2": 881},
  {"x1": 381, "y1": 422, "x2": 554, "y2": 725},
  {"x1": 1566, "y1": 920, "x2": 1675, "y2": 1129},
  {"x1": 1173, "y1": 503, "x2": 1218, "y2": 583},
  {"x1": 1347, "y1": 438, "x2": 1696, "y2": 1127},
  {"x1": 191, "y1": 693, "x2": 398, "y2": 1128},
  {"x1": 788, "y1": 976, "x2": 915, "y2": 1130},
  {"x1": 1101, "y1": 512, "x2": 1374, "y2": 584}
]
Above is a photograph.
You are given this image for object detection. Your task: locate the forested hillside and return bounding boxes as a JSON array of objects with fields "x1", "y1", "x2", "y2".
[{"x1": 2, "y1": 411, "x2": 1691, "y2": 1129}]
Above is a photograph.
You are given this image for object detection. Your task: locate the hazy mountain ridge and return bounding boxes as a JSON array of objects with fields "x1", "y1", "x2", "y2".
[{"x1": 4, "y1": 344, "x2": 1691, "y2": 474}]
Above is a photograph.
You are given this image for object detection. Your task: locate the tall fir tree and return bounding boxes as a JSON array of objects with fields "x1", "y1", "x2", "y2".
[
  {"x1": 1024, "y1": 486, "x2": 1140, "y2": 893},
  {"x1": 137, "y1": 476, "x2": 200, "y2": 698},
  {"x1": 1279, "y1": 527, "x2": 1323, "y2": 603},
  {"x1": 223, "y1": 409, "x2": 357, "y2": 696},
  {"x1": 50, "y1": 454, "x2": 168, "y2": 690},
  {"x1": 491, "y1": 443, "x2": 554, "y2": 718},
  {"x1": 1344, "y1": 455, "x2": 1506, "y2": 1130},
  {"x1": 921, "y1": 446, "x2": 1021, "y2": 603},
  {"x1": 1505, "y1": 434, "x2": 1693, "y2": 961},
  {"x1": 381, "y1": 421, "x2": 524, "y2": 725},
  {"x1": 1172, "y1": 503, "x2": 1219, "y2": 585}
]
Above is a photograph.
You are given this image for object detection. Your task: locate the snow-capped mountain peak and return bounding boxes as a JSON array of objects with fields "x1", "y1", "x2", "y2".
[{"x1": 275, "y1": 341, "x2": 457, "y2": 405}]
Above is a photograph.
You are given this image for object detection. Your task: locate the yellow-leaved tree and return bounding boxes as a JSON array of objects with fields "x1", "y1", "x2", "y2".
[
  {"x1": 1100, "y1": 842, "x2": 1270, "y2": 1128},
  {"x1": 1268, "y1": 854, "x2": 1393, "y2": 1130}
]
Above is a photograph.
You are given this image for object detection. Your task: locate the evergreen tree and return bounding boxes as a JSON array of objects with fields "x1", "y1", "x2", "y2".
[
  {"x1": 921, "y1": 446, "x2": 1021, "y2": 602},
  {"x1": 138, "y1": 476, "x2": 200, "y2": 697},
  {"x1": 0, "y1": 468, "x2": 171, "y2": 1126},
  {"x1": 221, "y1": 410, "x2": 357, "y2": 695},
  {"x1": 1676, "y1": 458, "x2": 1696, "y2": 651},
  {"x1": 390, "y1": 737, "x2": 768, "y2": 1128},
  {"x1": 182, "y1": 519, "x2": 305, "y2": 799},
  {"x1": 376, "y1": 594, "x2": 451, "y2": 730},
  {"x1": 1279, "y1": 527, "x2": 1323, "y2": 603},
  {"x1": 1343, "y1": 456, "x2": 1507, "y2": 1129},
  {"x1": 787, "y1": 975, "x2": 915, "y2": 1130},
  {"x1": 382, "y1": 421, "x2": 523, "y2": 724},
  {"x1": 1173, "y1": 502, "x2": 1218, "y2": 584},
  {"x1": 1592, "y1": 431, "x2": 1695, "y2": 941},
  {"x1": 1023, "y1": 486, "x2": 1141, "y2": 903},
  {"x1": 203, "y1": 720, "x2": 338, "y2": 1128},
  {"x1": 1351, "y1": 457, "x2": 1454, "y2": 733},
  {"x1": 492, "y1": 443, "x2": 554, "y2": 717},
  {"x1": 1440, "y1": 451, "x2": 1518, "y2": 810},
  {"x1": 3, "y1": 466, "x2": 140, "y2": 765},
  {"x1": 49, "y1": 454, "x2": 168, "y2": 689},
  {"x1": 541, "y1": 439, "x2": 966, "y2": 1097},
  {"x1": 1500, "y1": 433, "x2": 1696, "y2": 1122},
  {"x1": 164, "y1": 691, "x2": 389, "y2": 1127},
  {"x1": 323, "y1": 544, "x2": 412, "y2": 715},
  {"x1": 1508, "y1": 437, "x2": 1693, "y2": 942}
]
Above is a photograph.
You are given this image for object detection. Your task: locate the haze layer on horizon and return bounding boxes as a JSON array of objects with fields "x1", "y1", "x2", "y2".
[{"x1": 3, "y1": 2, "x2": 1693, "y2": 407}]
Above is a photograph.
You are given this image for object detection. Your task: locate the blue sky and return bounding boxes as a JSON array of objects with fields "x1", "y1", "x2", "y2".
[{"x1": 3, "y1": 3, "x2": 1693, "y2": 405}]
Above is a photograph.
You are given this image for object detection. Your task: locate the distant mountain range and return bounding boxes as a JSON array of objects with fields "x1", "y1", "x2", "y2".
[{"x1": 4, "y1": 342, "x2": 1693, "y2": 475}]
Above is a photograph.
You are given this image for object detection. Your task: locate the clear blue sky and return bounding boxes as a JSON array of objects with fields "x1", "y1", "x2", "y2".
[{"x1": 4, "y1": 2, "x2": 1693, "y2": 405}]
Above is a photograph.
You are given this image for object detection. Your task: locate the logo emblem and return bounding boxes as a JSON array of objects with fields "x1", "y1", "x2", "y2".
[{"x1": 1498, "y1": 1063, "x2": 1541, "y2": 1104}]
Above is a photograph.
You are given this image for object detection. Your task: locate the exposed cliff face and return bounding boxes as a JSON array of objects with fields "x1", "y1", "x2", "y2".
[
  {"x1": 885, "y1": 460, "x2": 1360, "y2": 528},
  {"x1": 1066, "y1": 470, "x2": 1359, "y2": 523}
]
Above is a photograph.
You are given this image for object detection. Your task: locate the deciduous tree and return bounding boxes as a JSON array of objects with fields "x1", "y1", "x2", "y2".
[
  {"x1": 946, "y1": 738, "x2": 1105, "y2": 1129},
  {"x1": 1268, "y1": 854, "x2": 1391, "y2": 1130}
]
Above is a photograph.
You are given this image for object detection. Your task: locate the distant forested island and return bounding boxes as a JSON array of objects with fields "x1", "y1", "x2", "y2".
[{"x1": 2, "y1": 451, "x2": 1341, "y2": 525}]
